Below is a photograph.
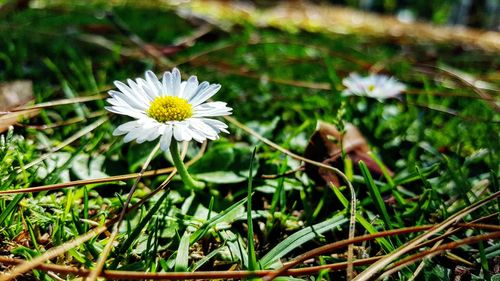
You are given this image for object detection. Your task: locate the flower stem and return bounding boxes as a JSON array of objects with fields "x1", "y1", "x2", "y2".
[{"x1": 170, "y1": 141, "x2": 205, "y2": 190}]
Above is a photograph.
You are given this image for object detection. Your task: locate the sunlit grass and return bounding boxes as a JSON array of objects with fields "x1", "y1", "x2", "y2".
[{"x1": 0, "y1": 2, "x2": 499, "y2": 280}]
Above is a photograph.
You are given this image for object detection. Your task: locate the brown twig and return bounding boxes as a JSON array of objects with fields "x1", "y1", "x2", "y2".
[
  {"x1": 407, "y1": 227, "x2": 453, "y2": 281},
  {"x1": 380, "y1": 231, "x2": 500, "y2": 279},
  {"x1": 352, "y1": 191, "x2": 500, "y2": 281},
  {"x1": 0, "y1": 256, "x2": 381, "y2": 279},
  {"x1": 104, "y1": 11, "x2": 174, "y2": 68},
  {"x1": 0, "y1": 222, "x2": 496, "y2": 280},
  {"x1": 264, "y1": 222, "x2": 500, "y2": 280},
  {"x1": 264, "y1": 225, "x2": 430, "y2": 280}
]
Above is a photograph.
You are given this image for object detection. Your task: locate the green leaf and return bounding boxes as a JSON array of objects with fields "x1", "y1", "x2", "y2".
[
  {"x1": 195, "y1": 171, "x2": 246, "y2": 184},
  {"x1": 71, "y1": 154, "x2": 109, "y2": 180},
  {"x1": 36, "y1": 152, "x2": 71, "y2": 183},
  {"x1": 423, "y1": 261, "x2": 450, "y2": 281},
  {"x1": 175, "y1": 230, "x2": 191, "y2": 272},
  {"x1": 189, "y1": 141, "x2": 257, "y2": 183},
  {"x1": 188, "y1": 141, "x2": 235, "y2": 173},
  {"x1": 260, "y1": 214, "x2": 347, "y2": 268}
]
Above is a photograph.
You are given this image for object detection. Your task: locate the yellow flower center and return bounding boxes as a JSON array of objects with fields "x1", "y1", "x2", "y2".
[
  {"x1": 368, "y1": 85, "x2": 376, "y2": 92},
  {"x1": 147, "y1": 96, "x2": 192, "y2": 122}
]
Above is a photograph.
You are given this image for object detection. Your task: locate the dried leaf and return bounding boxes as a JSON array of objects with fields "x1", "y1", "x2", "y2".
[
  {"x1": 0, "y1": 80, "x2": 38, "y2": 133},
  {"x1": 304, "y1": 121, "x2": 392, "y2": 186},
  {"x1": 0, "y1": 80, "x2": 33, "y2": 111}
]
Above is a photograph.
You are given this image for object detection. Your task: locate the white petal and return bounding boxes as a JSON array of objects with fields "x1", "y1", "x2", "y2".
[
  {"x1": 193, "y1": 102, "x2": 230, "y2": 113},
  {"x1": 179, "y1": 81, "x2": 187, "y2": 97},
  {"x1": 193, "y1": 109, "x2": 232, "y2": 117},
  {"x1": 182, "y1": 125, "x2": 199, "y2": 141},
  {"x1": 341, "y1": 90, "x2": 354, "y2": 97},
  {"x1": 137, "y1": 78, "x2": 157, "y2": 101},
  {"x1": 173, "y1": 123, "x2": 192, "y2": 142},
  {"x1": 201, "y1": 118, "x2": 229, "y2": 134},
  {"x1": 114, "y1": 81, "x2": 133, "y2": 96},
  {"x1": 109, "y1": 90, "x2": 148, "y2": 111},
  {"x1": 114, "y1": 81, "x2": 148, "y2": 106},
  {"x1": 129, "y1": 78, "x2": 152, "y2": 103},
  {"x1": 109, "y1": 89, "x2": 148, "y2": 109},
  {"x1": 188, "y1": 81, "x2": 209, "y2": 103},
  {"x1": 180, "y1": 76, "x2": 199, "y2": 100},
  {"x1": 123, "y1": 128, "x2": 145, "y2": 143},
  {"x1": 113, "y1": 127, "x2": 128, "y2": 136},
  {"x1": 145, "y1": 70, "x2": 162, "y2": 94},
  {"x1": 160, "y1": 125, "x2": 173, "y2": 151},
  {"x1": 105, "y1": 106, "x2": 145, "y2": 119},
  {"x1": 188, "y1": 118, "x2": 217, "y2": 137},
  {"x1": 145, "y1": 125, "x2": 163, "y2": 142},
  {"x1": 162, "y1": 71, "x2": 174, "y2": 96},
  {"x1": 172, "y1": 68, "x2": 181, "y2": 96},
  {"x1": 113, "y1": 120, "x2": 143, "y2": 135},
  {"x1": 106, "y1": 97, "x2": 125, "y2": 107},
  {"x1": 136, "y1": 123, "x2": 160, "y2": 143},
  {"x1": 201, "y1": 118, "x2": 228, "y2": 128},
  {"x1": 193, "y1": 102, "x2": 232, "y2": 117},
  {"x1": 187, "y1": 124, "x2": 206, "y2": 143},
  {"x1": 342, "y1": 79, "x2": 364, "y2": 95},
  {"x1": 189, "y1": 84, "x2": 221, "y2": 107},
  {"x1": 193, "y1": 101, "x2": 228, "y2": 111}
]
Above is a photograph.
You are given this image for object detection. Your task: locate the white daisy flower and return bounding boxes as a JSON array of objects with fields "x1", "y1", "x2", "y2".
[
  {"x1": 342, "y1": 73, "x2": 406, "y2": 101},
  {"x1": 106, "y1": 68, "x2": 232, "y2": 151}
]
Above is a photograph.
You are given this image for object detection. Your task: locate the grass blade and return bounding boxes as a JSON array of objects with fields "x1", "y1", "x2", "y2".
[
  {"x1": 110, "y1": 190, "x2": 171, "y2": 268},
  {"x1": 358, "y1": 160, "x2": 393, "y2": 229},
  {"x1": 260, "y1": 214, "x2": 348, "y2": 268},
  {"x1": 189, "y1": 197, "x2": 247, "y2": 245},
  {"x1": 175, "y1": 231, "x2": 191, "y2": 272},
  {"x1": 0, "y1": 194, "x2": 24, "y2": 225},
  {"x1": 247, "y1": 147, "x2": 259, "y2": 271}
]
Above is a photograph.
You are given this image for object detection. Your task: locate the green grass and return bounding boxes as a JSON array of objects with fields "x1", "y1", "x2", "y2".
[{"x1": 0, "y1": 2, "x2": 499, "y2": 280}]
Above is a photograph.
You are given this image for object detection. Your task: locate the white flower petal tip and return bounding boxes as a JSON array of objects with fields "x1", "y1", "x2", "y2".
[
  {"x1": 106, "y1": 69, "x2": 232, "y2": 151},
  {"x1": 342, "y1": 73, "x2": 406, "y2": 101}
]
